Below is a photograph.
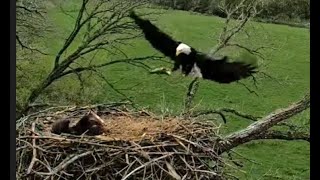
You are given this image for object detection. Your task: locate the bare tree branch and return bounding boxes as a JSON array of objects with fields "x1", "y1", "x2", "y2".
[
  {"x1": 209, "y1": 0, "x2": 275, "y2": 68},
  {"x1": 16, "y1": 35, "x2": 49, "y2": 55},
  {"x1": 93, "y1": 70, "x2": 134, "y2": 104},
  {"x1": 236, "y1": 81, "x2": 259, "y2": 96},
  {"x1": 218, "y1": 93, "x2": 310, "y2": 153},
  {"x1": 16, "y1": 0, "x2": 50, "y2": 57},
  {"x1": 226, "y1": 43, "x2": 266, "y2": 60},
  {"x1": 54, "y1": 0, "x2": 90, "y2": 68},
  {"x1": 184, "y1": 77, "x2": 200, "y2": 116},
  {"x1": 212, "y1": 0, "x2": 261, "y2": 54},
  {"x1": 58, "y1": 56, "x2": 163, "y2": 78},
  {"x1": 16, "y1": 4, "x2": 44, "y2": 17}
]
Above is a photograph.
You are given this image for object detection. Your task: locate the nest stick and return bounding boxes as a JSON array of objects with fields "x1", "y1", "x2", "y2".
[
  {"x1": 27, "y1": 122, "x2": 37, "y2": 174},
  {"x1": 41, "y1": 151, "x2": 93, "y2": 179}
]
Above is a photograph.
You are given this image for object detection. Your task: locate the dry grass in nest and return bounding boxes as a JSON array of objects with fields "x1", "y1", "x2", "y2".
[{"x1": 16, "y1": 106, "x2": 229, "y2": 180}]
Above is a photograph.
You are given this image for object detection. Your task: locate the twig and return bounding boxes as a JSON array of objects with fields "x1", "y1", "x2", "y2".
[
  {"x1": 27, "y1": 122, "x2": 37, "y2": 174},
  {"x1": 191, "y1": 107, "x2": 261, "y2": 124},
  {"x1": 43, "y1": 151, "x2": 93, "y2": 179},
  {"x1": 226, "y1": 43, "x2": 266, "y2": 60},
  {"x1": 237, "y1": 81, "x2": 259, "y2": 96},
  {"x1": 193, "y1": 169, "x2": 218, "y2": 176},
  {"x1": 184, "y1": 77, "x2": 200, "y2": 116},
  {"x1": 16, "y1": 35, "x2": 49, "y2": 55}
]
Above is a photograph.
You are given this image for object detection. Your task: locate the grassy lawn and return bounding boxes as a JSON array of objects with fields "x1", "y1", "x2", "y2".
[{"x1": 17, "y1": 1, "x2": 310, "y2": 179}]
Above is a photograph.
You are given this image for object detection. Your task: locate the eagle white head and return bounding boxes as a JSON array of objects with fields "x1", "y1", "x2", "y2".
[{"x1": 176, "y1": 43, "x2": 191, "y2": 56}]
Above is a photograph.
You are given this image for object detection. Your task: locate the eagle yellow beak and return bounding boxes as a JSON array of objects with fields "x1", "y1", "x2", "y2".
[{"x1": 176, "y1": 50, "x2": 181, "y2": 56}]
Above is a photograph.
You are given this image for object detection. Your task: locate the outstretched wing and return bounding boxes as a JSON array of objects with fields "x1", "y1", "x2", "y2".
[
  {"x1": 130, "y1": 11, "x2": 257, "y2": 83},
  {"x1": 195, "y1": 54, "x2": 257, "y2": 83},
  {"x1": 129, "y1": 11, "x2": 180, "y2": 60}
]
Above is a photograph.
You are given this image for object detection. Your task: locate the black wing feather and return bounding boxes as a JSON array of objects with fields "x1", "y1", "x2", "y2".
[
  {"x1": 129, "y1": 11, "x2": 179, "y2": 60},
  {"x1": 195, "y1": 54, "x2": 257, "y2": 83}
]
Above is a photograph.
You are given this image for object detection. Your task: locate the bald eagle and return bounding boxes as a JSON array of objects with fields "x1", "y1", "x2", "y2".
[{"x1": 129, "y1": 11, "x2": 257, "y2": 83}]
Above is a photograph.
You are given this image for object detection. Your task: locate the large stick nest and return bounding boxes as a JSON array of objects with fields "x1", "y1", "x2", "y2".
[{"x1": 16, "y1": 106, "x2": 230, "y2": 180}]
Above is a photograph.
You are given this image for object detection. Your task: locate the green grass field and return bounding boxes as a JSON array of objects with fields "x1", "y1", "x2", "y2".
[{"x1": 17, "y1": 1, "x2": 310, "y2": 179}]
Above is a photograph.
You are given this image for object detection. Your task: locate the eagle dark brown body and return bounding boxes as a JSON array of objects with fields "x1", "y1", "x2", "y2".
[{"x1": 51, "y1": 113, "x2": 105, "y2": 136}]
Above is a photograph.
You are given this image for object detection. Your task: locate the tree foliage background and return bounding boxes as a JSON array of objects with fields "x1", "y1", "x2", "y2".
[{"x1": 150, "y1": 0, "x2": 309, "y2": 25}]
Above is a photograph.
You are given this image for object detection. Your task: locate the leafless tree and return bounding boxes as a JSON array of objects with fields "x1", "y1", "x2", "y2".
[
  {"x1": 210, "y1": 0, "x2": 275, "y2": 62},
  {"x1": 18, "y1": 0, "x2": 163, "y2": 118}
]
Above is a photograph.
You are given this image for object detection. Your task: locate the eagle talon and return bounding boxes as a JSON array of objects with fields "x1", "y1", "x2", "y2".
[{"x1": 150, "y1": 67, "x2": 171, "y2": 75}]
